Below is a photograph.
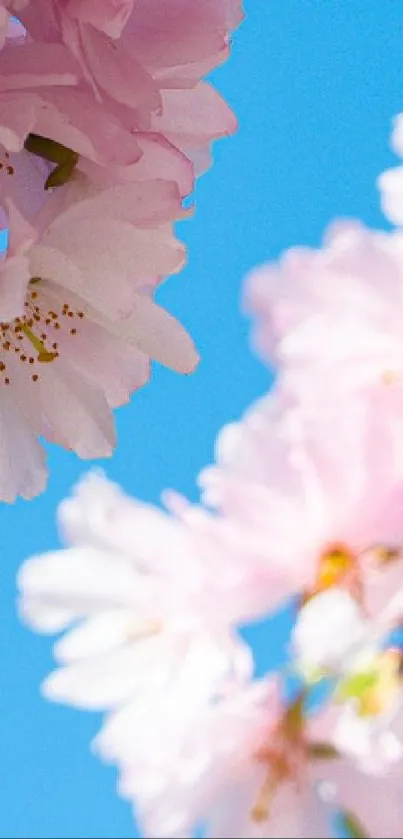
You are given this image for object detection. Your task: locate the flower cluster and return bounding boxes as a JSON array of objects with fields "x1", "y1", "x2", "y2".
[
  {"x1": 0, "y1": 0, "x2": 243, "y2": 501},
  {"x1": 17, "y1": 32, "x2": 403, "y2": 839}
]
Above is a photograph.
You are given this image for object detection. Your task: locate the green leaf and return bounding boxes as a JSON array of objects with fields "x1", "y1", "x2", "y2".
[
  {"x1": 24, "y1": 133, "x2": 79, "y2": 189},
  {"x1": 298, "y1": 663, "x2": 329, "y2": 685},
  {"x1": 45, "y1": 156, "x2": 79, "y2": 190},
  {"x1": 339, "y1": 810, "x2": 370, "y2": 839},
  {"x1": 24, "y1": 133, "x2": 73, "y2": 164},
  {"x1": 336, "y1": 670, "x2": 378, "y2": 702},
  {"x1": 308, "y1": 741, "x2": 340, "y2": 760}
]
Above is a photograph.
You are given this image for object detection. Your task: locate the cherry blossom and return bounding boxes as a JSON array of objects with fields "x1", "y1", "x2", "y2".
[
  {"x1": 244, "y1": 222, "x2": 403, "y2": 404},
  {"x1": 18, "y1": 471, "x2": 252, "y2": 707},
  {"x1": 0, "y1": 179, "x2": 198, "y2": 500},
  {"x1": 197, "y1": 387, "x2": 403, "y2": 618}
]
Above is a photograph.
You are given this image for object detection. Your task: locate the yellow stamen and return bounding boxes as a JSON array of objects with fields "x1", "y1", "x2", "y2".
[
  {"x1": 316, "y1": 544, "x2": 356, "y2": 590},
  {"x1": 21, "y1": 324, "x2": 58, "y2": 363},
  {"x1": 373, "y1": 546, "x2": 401, "y2": 565}
]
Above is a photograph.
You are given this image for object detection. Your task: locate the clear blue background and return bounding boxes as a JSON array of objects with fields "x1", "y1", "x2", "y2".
[{"x1": 1, "y1": 2, "x2": 402, "y2": 836}]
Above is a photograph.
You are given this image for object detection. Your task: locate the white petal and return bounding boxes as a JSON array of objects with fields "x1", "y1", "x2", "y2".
[
  {"x1": 108, "y1": 294, "x2": 199, "y2": 372},
  {"x1": 34, "y1": 218, "x2": 186, "y2": 316},
  {"x1": 293, "y1": 588, "x2": 368, "y2": 673},
  {"x1": 18, "y1": 600, "x2": 78, "y2": 634},
  {"x1": 42, "y1": 636, "x2": 182, "y2": 710},
  {"x1": 0, "y1": 388, "x2": 47, "y2": 501},
  {"x1": 0, "y1": 253, "x2": 30, "y2": 321},
  {"x1": 54, "y1": 609, "x2": 139, "y2": 663},
  {"x1": 35, "y1": 360, "x2": 116, "y2": 458},
  {"x1": 17, "y1": 546, "x2": 149, "y2": 618}
]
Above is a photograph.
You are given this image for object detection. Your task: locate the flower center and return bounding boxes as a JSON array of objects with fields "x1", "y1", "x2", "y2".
[
  {"x1": 302, "y1": 542, "x2": 361, "y2": 605},
  {"x1": 304, "y1": 542, "x2": 401, "y2": 607},
  {"x1": 317, "y1": 543, "x2": 356, "y2": 590},
  {"x1": 0, "y1": 279, "x2": 85, "y2": 385}
]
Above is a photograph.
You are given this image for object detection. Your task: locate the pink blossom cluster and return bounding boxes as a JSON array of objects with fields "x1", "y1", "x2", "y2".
[
  {"x1": 0, "y1": 0, "x2": 243, "y2": 501},
  {"x1": 17, "y1": 58, "x2": 403, "y2": 839}
]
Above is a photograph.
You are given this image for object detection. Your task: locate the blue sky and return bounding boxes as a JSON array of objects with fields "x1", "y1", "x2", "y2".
[{"x1": 1, "y1": 2, "x2": 403, "y2": 836}]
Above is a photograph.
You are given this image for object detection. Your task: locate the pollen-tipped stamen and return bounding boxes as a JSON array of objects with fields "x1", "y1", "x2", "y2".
[{"x1": 21, "y1": 324, "x2": 58, "y2": 363}]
